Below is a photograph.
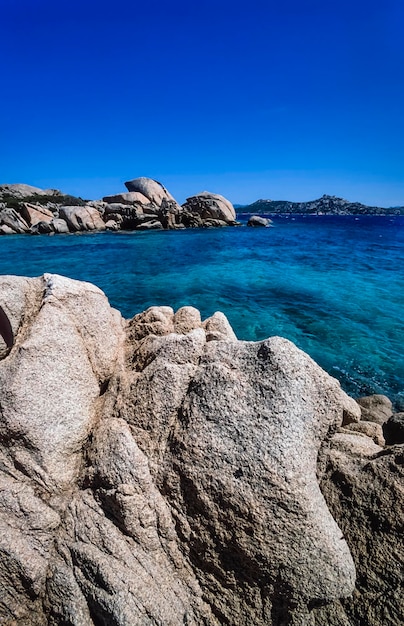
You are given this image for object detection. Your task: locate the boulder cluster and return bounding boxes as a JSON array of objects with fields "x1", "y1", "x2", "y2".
[
  {"x1": 0, "y1": 274, "x2": 402, "y2": 625},
  {"x1": 0, "y1": 178, "x2": 239, "y2": 235}
]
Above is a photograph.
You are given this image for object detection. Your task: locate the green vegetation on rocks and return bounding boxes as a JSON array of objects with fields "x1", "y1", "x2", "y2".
[
  {"x1": 1, "y1": 193, "x2": 86, "y2": 210},
  {"x1": 240, "y1": 194, "x2": 404, "y2": 216}
]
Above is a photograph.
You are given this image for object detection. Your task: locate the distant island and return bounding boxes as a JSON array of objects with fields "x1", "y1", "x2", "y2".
[{"x1": 237, "y1": 194, "x2": 404, "y2": 216}]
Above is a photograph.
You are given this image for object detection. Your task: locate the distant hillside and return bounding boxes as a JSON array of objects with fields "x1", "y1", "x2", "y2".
[{"x1": 238, "y1": 195, "x2": 404, "y2": 216}]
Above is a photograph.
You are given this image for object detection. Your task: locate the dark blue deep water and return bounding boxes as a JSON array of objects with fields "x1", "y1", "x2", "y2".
[{"x1": 1, "y1": 215, "x2": 403, "y2": 407}]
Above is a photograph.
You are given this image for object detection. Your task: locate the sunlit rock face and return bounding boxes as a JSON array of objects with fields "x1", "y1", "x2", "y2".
[
  {"x1": 2, "y1": 274, "x2": 400, "y2": 626},
  {"x1": 0, "y1": 178, "x2": 242, "y2": 234},
  {"x1": 182, "y1": 191, "x2": 237, "y2": 224}
]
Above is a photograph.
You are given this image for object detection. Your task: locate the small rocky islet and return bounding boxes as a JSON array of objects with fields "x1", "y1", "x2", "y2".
[{"x1": 0, "y1": 274, "x2": 403, "y2": 625}]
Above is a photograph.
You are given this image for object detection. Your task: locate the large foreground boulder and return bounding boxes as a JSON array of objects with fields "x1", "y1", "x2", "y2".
[{"x1": 0, "y1": 274, "x2": 401, "y2": 625}]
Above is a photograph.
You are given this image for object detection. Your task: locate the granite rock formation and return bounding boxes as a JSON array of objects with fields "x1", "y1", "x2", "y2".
[
  {"x1": 0, "y1": 178, "x2": 239, "y2": 234},
  {"x1": 19, "y1": 203, "x2": 54, "y2": 228},
  {"x1": 0, "y1": 183, "x2": 60, "y2": 200},
  {"x1": 103, "y1": 191, "x2": 150, "y2": 205},
  {"x1": 182, "y1": 191, "x2": 237, "y2": 225},
  {"x1": 356, "y1": 394, "x2": 393, "y2": 424},
  {"x1": 317, "y1": 434, "x2": 404, "y2": 626},
  {"x1": 124, "y1": 177, "x2": 181, "y2": 210},
  {"x1": 59, "y1": 206, "x2": 106, "y2": 232},
  {"x1": 0, "y1": 274, "x2": 402, "y2": 625},
  {"x1": 0, "y1": 208, "x2": 30, "y2": 233},
  {"x1": 247, "y1": 215, "x2": 273, "y2": 227}
]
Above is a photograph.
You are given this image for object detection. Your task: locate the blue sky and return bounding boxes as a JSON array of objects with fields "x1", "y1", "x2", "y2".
[{"x1": 1, "y1": 0, "x2": 403, "y2": 205}]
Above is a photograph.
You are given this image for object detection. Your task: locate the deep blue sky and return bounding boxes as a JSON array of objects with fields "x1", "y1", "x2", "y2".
[{"x1": 1, "y1": 0, "x2": 403, "y2": 205}]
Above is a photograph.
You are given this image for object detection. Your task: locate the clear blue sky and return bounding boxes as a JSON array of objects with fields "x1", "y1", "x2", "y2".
[{"x1": 1, "y1": 0, "x2": 403, "y2": 205}]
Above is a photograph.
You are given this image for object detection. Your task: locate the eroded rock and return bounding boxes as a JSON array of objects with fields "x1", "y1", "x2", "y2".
[
  {"x1": 20, "y1": 202, "x2": 54, "y2": 227},
  {"x1": 247, "y1": 215, "x2": 273, "y2": 227},
  {"x1": 125, "y1": 177, "x2": 181, "y2": 210},
  {"x1": 59, "y1": 205, "x2": 106, "y2": 232},
  {"x1": 318, "y1": 433, "x2": 404, "y2": 626},
  {"x1": 51, "y1": 217, "x2": 70, "y2": 233},
  {"x1": 182, "y1": 191, "x2": 237, "y2": 224},
  {"x1": 0, "y1": 207, "x2": 29, "y2": 233},
  {"x1": 356, "y1": 394, "x2": 393, "y2": 424},
  {"x1": 103, "y1": 191, "x2": 151, "y2": 205},
  {"x1": 0, "y1": 275, "x2": 399, "y2": 625},
  {"x1": 0, "y1": 183, "x2": 59, "y2": 199}
]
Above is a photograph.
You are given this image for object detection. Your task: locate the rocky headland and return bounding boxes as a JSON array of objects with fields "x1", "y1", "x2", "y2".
[
  {"x1": 239, "y1": 195, "x2": 404, "y2": 216},
  {"x1": 0, "y1": 178, "x2": 239, "y2": 236},
  {"x1": 0, "y1": 274, "x2": 402, "y2": 625},
  {"x1": 2, "y1": 182, "x2": 402, "y2": 236}
]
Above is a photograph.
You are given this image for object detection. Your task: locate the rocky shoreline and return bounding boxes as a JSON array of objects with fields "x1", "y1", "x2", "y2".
[
  {"x1": 0, "y1": 178, "x2": 240, "y2": 236},
  {"x1": 2, "y1": 180, "x2": 402, "y2": 237},
  {"x1": 0, "y1": 274, "x2": 402, "y2": 625}
]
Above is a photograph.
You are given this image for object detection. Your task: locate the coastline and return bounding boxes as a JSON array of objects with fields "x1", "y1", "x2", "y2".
[
  {"x1": 0, "y1": 217, "x2": 402, "y2": 408},
  {"x1": 0, "y1": 273, "x2": 402, "y2": 625},
  {"x1": 1, "y1": 180, "x2": 403, "y2": 236}
]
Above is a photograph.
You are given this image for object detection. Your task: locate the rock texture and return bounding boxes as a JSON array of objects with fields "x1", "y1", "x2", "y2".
[
  {"x1": 103, "y1": 191, "x2": 150, "y2": 205},
  {"x1": 0, "y1": 208, "x2": 29, "y2": 233},
  {"x1": 51, "y1": 217, "x2": 70, "y2": 234},
  {"x1": 356, "y1": 394, "x2": 393, "y2": 424},
  {"x1": 182, "y1": 191, "x2": 237, "y2": 224},
  {"x1": 20, "y1": 202, "x2": 54, "y2": 227},
  {"x1": 0, "y1": 183, "x2": 59, "y2": 199},
  {"x1": 59, "y1": 206, "x2": 106, "y2": 232},
  {"x1": 317, "y1": 434, "x2": 404, "y2": 626},
  {"x1": 247, "y1": 215, "x2": 273, "y2": 227},
  {"x1": 0, "y1": 275, "x2": 402, "y2": 625},
  {"x1": 0, "y1": 275, "x2": 362, "y2": 625},
  {"x1": 124, "y1": 177, "x2": 181, "y2": 210}
]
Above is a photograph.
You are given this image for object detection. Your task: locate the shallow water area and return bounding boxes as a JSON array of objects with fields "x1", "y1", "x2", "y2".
[{"x1": 1, "y1": 215, "x2": 403, "y2": 407}]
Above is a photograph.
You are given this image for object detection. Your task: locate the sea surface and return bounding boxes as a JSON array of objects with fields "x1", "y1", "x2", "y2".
[{"x1": 1, "y1": 215, "x2": 403, "y2": 407}]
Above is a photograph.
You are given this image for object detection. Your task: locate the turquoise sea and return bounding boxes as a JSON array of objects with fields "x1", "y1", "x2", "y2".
[{"x1": 1, "y1": 215, "x2": 403, "y2": 407}]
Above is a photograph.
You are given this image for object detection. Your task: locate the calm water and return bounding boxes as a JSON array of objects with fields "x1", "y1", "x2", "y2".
[{"x1": 1, "y1": 216, "x2": 403, "y2": 407}]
